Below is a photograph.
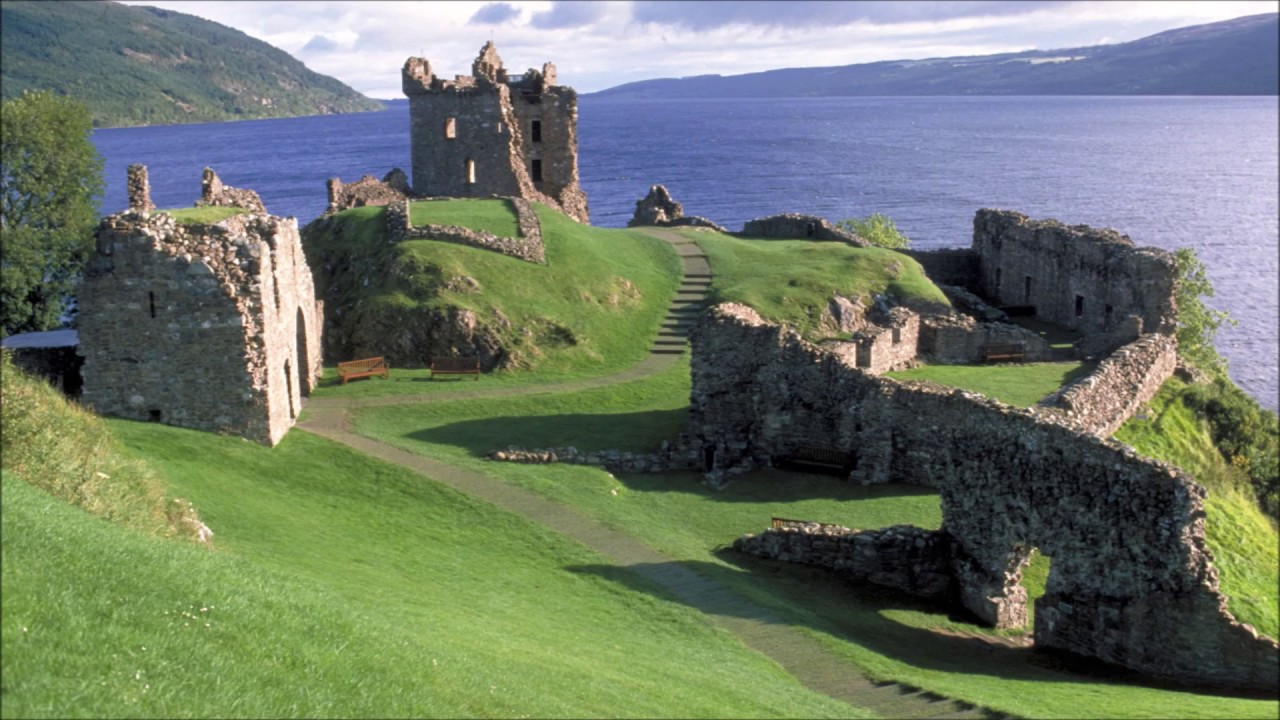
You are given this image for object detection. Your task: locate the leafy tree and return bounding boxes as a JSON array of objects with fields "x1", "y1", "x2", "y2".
[
  {"x1": 1, "y1": 90, "x2": 103, "y2": 336},
  {"x1": 1173, "y1": 247, "x2": 1235, "y2": 377},
  {"x1": 836, "y1": 213, "x2": 910, "y2": 249}
]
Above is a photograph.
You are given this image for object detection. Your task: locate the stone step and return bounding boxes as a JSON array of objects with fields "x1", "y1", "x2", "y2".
[{"x1": 650, "y1": 348, "x2": 685, "y2": 355}]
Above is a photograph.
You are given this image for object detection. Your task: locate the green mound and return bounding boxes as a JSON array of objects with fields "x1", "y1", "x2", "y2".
[
  {"x1": 685, "y1": 229, "x2": 950, "y2": 339},
  {"x1": 302, "y1": 201, "x2": 681, "y2": 374},
  {"x1": 161, "y1": 206, "x2": 250, "y2": 225}
]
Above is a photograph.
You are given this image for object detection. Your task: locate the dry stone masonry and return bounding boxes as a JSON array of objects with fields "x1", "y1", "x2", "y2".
[
  {"x1": 325, "y1": 169, "x2": 411, "y2": 214},
  {"x1": 79, "y1": 167, "x2": 322, "y2": 446},
  {"x1": 628, "y1": 184, "x2": 730, "y2": 232},
  {"x1": 691, "y1": 303, "x2": 1275, "y2": 691},
  {"x1": 1043, "y1": 333, "x2": 1177, "y2": 437},
  {"x1": 402, "y1": 42, "x2": 589, "y2": 223},
  {"x1": 196, "y1": 167, "x2": 267, "y2": 215},
  {"x1": 742, "y1": 213, "x2": 868, "y2": 247}
]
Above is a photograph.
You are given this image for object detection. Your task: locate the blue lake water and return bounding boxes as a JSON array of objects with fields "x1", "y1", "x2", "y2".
[{"x1": 92, "y1": 96, "x2": 1279, "y2": 409}]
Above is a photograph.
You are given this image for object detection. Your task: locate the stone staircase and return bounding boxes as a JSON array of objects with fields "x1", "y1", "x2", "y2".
[{"x1": 650, "y1": 232, "x2": 713, "y2": 356}]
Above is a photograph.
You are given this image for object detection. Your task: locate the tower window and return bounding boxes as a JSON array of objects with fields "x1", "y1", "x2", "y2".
[
  {"x1": 531, "y1": 120, "x2": 542, "y2": 143},
  {"x1": 994, "y1": 267, "x2": 1002, "y2": 294},
  {"x1": 444, "y1": 117, "x2": 457, "y2": 139},
  {"x1": 148, "y1": 291, "x2": 156, "y2": 318},
  {"x1": 466, "y1": 159, "x2": 476, "y2": 184},
  {"x1": 1024, "y1": 276, "x2": 1033, "y2": 303},
  {"x1": 1075, "y1": 294, "x2": 1085, "y2": 318},
  {"x1": 531, "y1": 159, "x2": 543, "y2": 182}
]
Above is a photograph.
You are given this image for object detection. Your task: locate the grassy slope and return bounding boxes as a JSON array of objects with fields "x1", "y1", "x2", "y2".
[
  {"x1": 88, "y1": 421, "x2": 859, "y2": 719},
  {"x1": 685, "y1": 229, "x2": 949, "y2": 339},
  {"x1": 885, "y1": 361, "x2": 1096, "y2": 408},
  {"x1": 162, "y1": 206, "x2": 250, "y2": 224},
  {"x1": 1114, "y1": 379, "x2": 1279, "y2": 639},
  {"x1": 354, "y1": 359, "x2": 1277, "y2": 719},
  {"x1": 304, "y1": 201, "x2": 681, "y2": 379}
]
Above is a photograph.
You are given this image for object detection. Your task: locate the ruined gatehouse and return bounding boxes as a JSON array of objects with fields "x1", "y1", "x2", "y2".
[
  {"x1": 402, "y1": 42, "x2": 589, "y2": 223},
  {"x1": 78, "y1": 166, "x2": 322, "y2": 446}
]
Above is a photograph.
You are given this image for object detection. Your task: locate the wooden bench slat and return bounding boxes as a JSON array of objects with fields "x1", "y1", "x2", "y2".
[
  {"x1": 981, "y1": 343, "x2": 1026, "y2": 363},
  {"x1": 429, "y1": 356, "x2": 481, "y2": 380}
]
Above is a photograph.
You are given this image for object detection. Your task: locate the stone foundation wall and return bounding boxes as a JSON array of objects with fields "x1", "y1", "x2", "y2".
[
  {"x1": 919, "y1": 316, "x2": 1051, "y2": 364},
  {"x1": 79, "y1": 183, "x2": 321, "y2": 446},
  {"x1": 685, "y1": 303, "x2": 1277, "y2": 690},
  {"x1": 825, "y1": 307, "x2": 920, "y2": 374},
  {"x1": 1044, "y1": 334, "x2": 1177, "y2": 437},
  {"x1": 734, "y1": 522, "x2": 954, "y2": 600},
  {"x1": 741, "y1": 213, "x2": 867, "y2": 247},
  {"x1": 326, "y1": 169, "x2": 410, "y2": 214},
  {"x1": 972, "y1": 209, "x2": 1176, "y2": 336},
  {"x1": 385, "y1": 198, "x2": 545, "y2": 263}
]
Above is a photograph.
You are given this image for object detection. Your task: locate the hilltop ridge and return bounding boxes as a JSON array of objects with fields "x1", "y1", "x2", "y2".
[
  {"x1": 0, "y1": 0, "x2": 383, "y2": 127},
  {"x1": 593, "y1": 13, "x2": 1279, "y2": 99}
]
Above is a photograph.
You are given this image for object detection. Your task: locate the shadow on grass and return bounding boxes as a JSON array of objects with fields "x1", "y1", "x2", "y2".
[
  {"x1": 405, "y1": 408, "x2": 690, "y2": 457},
  {"x1": 613, "y1": 467, "x2": 941, "y2": 505},
  {"x1": 565, "y1": 554, "x2": 1274, "y2": 699}
]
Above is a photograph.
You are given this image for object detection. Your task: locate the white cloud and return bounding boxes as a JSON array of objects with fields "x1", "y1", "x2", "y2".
[{"x1": 119, "y1": 0, "x2": 1278, "y2": 96}]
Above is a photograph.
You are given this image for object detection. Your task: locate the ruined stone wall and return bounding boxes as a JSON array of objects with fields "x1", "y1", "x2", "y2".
[
  {"x1": 628, "y1": 184, "x2": 731, "y2": 233},
  {"x1": 901, "y1": 248, "x2": 978, "y2": 287},
  {"x1": 79, "y1": 193, "x2": 321, "y2": 446},
  {"x1": 735, "y1": 522, "x2": 954, "y2": 600},
  {"x1": 325, "y1": 169, "x2": 410, "y2": 214},
  {"x1": 385, "y1": 198, "x2": 545, "y2": 264},
  {"x1": 741, "y1": 213, "x2": 867, "y2": 247},
  {"x1": 972, "y1": 210, "x2": 1177, "y2": 342},
  {"x1": 402, "y1": 43, "x2": 588, "y2": 223},
  {"x1": 196, "y1": 167, "x2": 267, "y2": 214},
  {"x1": 686, "y1": 303, "x2": 1277, "y2": 690},
  {"x1": 825, "y1": 307, "x2": 919, "y2": 374},
  {"x1": 1045, "y1": 334, "x2": 1177, "y2": 437},
  {"x1": 127, "y1": 163, "x2": 154, "y2": 212},
  {"x1": 919, "y1": 316, "x2": 1052, "y2": 364}
]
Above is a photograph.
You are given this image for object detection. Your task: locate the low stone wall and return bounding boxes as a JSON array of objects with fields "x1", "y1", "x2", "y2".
[
  {"x1": 195, "y1": 167, "x2": 267, "y2": 215},
  {"x1": 919, "y1": 315, "x2": 1051, "y2": 364},
  {"x1": 902, "y1": 248, "x2": 978, "y2": 287},
  {"x1": 734, "y1": 522, "x2": 954, "y2": 600},
  {"x1": 488, "y1": 445, "x2": 685, "y2": 473},
  {"x1": 685, "y1": 303, "x2": 1277, "y2": 691},
  {"x1": 385, "y1": 198, "x2": 545, "y2": 263},
  {"x1": 741, "y1": 213, "x2": 867, "y2": 247},
  {"x1": 1045, "y1": 333, "x2": 1177, "y2": 437}
]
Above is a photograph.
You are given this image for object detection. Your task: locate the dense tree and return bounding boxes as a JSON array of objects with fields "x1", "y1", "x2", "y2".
[
  {"x1": 1173, "y1": 247, "x2": 1234, "y2": 377},
  {"x1": 1, "y1": 90, "x2": 103, "y2": 336},
  {"x1": 836, "y1": 213, "x2": 911, "y2": 249}
]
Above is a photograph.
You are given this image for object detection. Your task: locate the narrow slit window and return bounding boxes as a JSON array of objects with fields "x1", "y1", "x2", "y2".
[
  {"x1": 1075, "y1": 294, "x2": 1085, "y2": 318},
  {"x1": 444, "y1": 117, "x2": 457, "y2": 139},
  {"x1": 531, "y1": 120, "x2": 542, "y2": 143},
  {"x1": 994, "y1": 267, "x2": 1002, "y2": 294},
  {"x1": 148, "y1": 291, "x2": 156, "y2": 318},
  {"x1": 892, "y1": 327, "x2": 901, "y2": 345},
  {"x1": 1024, "y1": 276, "x2": 1033, "y2": 303},
  {"x1": 531, "y1": 159, "x2": 543, "y2": 182},
  {"x1": 466, "y1": 159, "x2": 476, "y2": 184}
]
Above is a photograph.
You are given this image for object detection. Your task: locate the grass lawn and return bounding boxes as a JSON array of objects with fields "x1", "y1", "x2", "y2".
[
  {"x1": 161, "y1": 206, "x2": 250, "y2": 224},
  {"x1": 304, "y1": 202, "x2": 681, "y2": 378},
  {"x1": 4, "y1": 420, "x2": 866, "y2": 719},
  {"x1": 353, "y1": 359, "x2": 1277, "y2": 719},
  {"x1": 410, "y1": 198, "x2": 520, "y2": 237},
  {"x1": 683, "y1": 229, "x2": 949, "y2": 339},
  {"x1": 885, "y1": 361, "x2": 1095, "y2": 407}
]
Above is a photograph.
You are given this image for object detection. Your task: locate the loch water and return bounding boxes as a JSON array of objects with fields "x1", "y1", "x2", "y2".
[{"x1": 91, "y1": 96, "x2": 1279, "y2": 409}]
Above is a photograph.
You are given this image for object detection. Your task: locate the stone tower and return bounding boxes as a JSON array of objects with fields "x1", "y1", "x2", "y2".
[{"x1": 402, "y1": 42, "x2": 589, "y2": 223}]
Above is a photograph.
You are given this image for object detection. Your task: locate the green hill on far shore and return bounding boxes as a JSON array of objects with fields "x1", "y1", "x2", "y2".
[{"x1": 0, "y1": 0, "x2": 383, "y2": 128}]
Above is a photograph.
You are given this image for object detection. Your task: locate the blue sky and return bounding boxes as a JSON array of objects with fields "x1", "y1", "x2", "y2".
[{"x1": 123, "y1": 1, "x2": 1278, "y2": 97}]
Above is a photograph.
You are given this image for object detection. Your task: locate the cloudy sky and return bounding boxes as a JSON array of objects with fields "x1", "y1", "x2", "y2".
[{"x1": 122, "y1": 0, "x2": 1276, "y2": 98}]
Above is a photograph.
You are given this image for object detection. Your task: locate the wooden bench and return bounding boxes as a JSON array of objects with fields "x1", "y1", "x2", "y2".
[
  {"x1": 337, "y1": 356, "x2": 389, "y2": 384},
  {"x1": 429, "y1": 356, "x2": 481, "y2": 380},
  {"x1": 982, "y1": 343, "x2": 1026, "y2": 363}
]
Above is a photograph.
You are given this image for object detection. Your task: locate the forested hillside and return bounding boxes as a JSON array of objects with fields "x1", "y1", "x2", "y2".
[{"x1": 0, "y1": 1, "x2": 383, "y2": 128}]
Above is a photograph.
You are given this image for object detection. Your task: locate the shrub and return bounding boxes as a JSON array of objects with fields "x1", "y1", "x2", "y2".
[
  {"x1": 836, "y1": 213, "x2": 911, "y2": 249},
  {"x1": 1173, "y1": 247, "x2": 1235, "y2": 376}
]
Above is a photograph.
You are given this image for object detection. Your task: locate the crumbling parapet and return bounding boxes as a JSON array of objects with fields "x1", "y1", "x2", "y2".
[
  {"x1": 196, "y1": 167, "x2": 267, "y2": 214},
  {"x1": 126, "y1": 163, "x2": 154, "y2": 212},
  {"x1": 628, "y1": 184, "x2": 729, "y2": 232},
  {"x1": 692, "y1": 302, "x2": 1277, "y2": 690},
  {"x1": 325, "y1": 168, "x2": 412, "y2": 215}
]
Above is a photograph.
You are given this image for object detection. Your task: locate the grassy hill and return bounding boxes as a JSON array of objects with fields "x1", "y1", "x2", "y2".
[
  {"x1": 0, "y1": 0, "x2": 382, "y2": 128},
  {"x1": 302, "y1": 200, "x2": 683, "y2": 375}
]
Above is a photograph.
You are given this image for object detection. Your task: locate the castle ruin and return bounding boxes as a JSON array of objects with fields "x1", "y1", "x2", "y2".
[
  {"x1": 402, "y1": 42, "x2": 589, "y2": 223},
  {"x1": 78, "y1": 166, "x2": 322, "y2": 446}
]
